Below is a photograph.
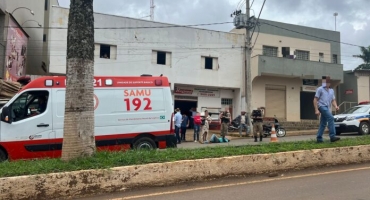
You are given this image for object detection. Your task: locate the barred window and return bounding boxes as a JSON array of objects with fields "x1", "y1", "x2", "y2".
[
  {"x1": 332, "y1": 54, "x2": 338, "y2": 64},
  {"x1": 296, "y1": 50, "x2": 310, "y2": 60},
  {"x1": 262, "y1": 46, "x2": 278, "y2": 57},
  {"x1": 221, "y1": 98, "x2": 233, "y2": 105}
]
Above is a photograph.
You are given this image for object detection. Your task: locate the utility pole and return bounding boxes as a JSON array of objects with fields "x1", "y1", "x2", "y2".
[{"x1": 245, "y1": 0, "x2": 253, "y2": 131}]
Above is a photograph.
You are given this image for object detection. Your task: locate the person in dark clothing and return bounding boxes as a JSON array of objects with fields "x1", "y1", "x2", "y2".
[
  {"x1": 37, "y1": 95, "x2": 47, "y2": 114},
  {"x1": 181, "y1": 114, "x2": 189, "y2": 141},
  {"x1": 251, "y1": 108, "x2": 263, "y2": 142}
]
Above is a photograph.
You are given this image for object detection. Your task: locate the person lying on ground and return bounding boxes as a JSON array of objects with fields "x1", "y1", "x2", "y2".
[{"x1": 200, "y1": 134, "x2": 230, "y2": 144}]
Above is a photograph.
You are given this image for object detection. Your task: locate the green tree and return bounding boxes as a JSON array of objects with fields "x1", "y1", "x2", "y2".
[
  {"x1": 354, "y1": 46, "x2": 370, "y2": 70},
  {"x1": 61, "y1": 0, "x2": 96, "y2": 161}
]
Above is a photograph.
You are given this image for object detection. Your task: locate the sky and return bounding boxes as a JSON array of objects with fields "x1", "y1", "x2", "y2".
[{"x1": 58, "y1": 0, "x2": 370, "y2": 70}]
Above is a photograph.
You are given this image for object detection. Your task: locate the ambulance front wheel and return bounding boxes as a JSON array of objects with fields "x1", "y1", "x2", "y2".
[{"x1": 133, "y1": 137, "x2": 157, "y2": 150}]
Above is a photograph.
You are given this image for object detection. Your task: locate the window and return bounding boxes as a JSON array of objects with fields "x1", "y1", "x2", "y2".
[
  {"x1": 221, "y1": 98, "x2": 233, "y2": 105},
  {"x1": 201, "y1": 56, "x2": 218, "y2": 70},
  {"x1": 157, "y1": 51, "x2": 166, "y2": 65},
  {"x1": 263, "y1": 46, "x2": 278, "y2": 57},
  {"x1": 94, "y1": 44, "x2": 117, "y2": 59},
  {"x1": 319, "y1": 53, "x2": 324, "y2": 62},
  {"x1": 205, "y1": 57, "x2": 213, "y2": 69},
  {"x1": 282, "y1": 47, "x2": 290, "y2": 58},
  {"x1": 296, "y1": 50, "x2": 310, "y2": 60},
  {"x1": 100, "y1": 45, "x2": 111, "y2": 59},
  {"x1": 10, "y1": 91, "x2": 49, "y2": 122},
  {"x1": 332, "y1": 54, "x2": 338, "y2": 64},
  {"x1": 152, "y1": 50, "x2": 171, "y2": 66},
  {"x1": 43, "y1": 34, "x2": 47, "y2": 42}
]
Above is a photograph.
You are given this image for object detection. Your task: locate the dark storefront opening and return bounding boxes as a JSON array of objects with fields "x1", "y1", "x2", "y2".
[
  {"x1": 174, "y1": 100, "x2": 197, "y2": 128},
  {"x1": 300, "y1": 92, "x2": 317, "y2": 120}
]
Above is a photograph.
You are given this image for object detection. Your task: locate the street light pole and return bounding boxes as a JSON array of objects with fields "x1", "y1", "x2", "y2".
[
  {"x1": 334, "y1": 12, "x2": 338, "y2": 31},
  {"x1": 22, "y1": 20, "x2": 42, "y2": 27},
  {"x1": 11, "y1": 7, "x2": 34, "y2": 15}
]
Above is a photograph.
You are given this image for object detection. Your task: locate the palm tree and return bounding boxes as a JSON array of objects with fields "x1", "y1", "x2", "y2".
[
  {"x1": 353, "y1": 46, "x2": 370, "y2": 70},
  {"x1": 61, "y1": 0, "x2": 96, "y2": 161}
]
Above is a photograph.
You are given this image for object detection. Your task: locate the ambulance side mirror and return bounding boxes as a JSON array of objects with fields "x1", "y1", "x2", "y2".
[{"x1": 1, "y1": 106, "x2": 12, "y2": 124}]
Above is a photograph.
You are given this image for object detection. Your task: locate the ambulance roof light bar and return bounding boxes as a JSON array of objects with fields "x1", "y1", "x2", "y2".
[
  {"x1": 105, "y1": 79, "x2": 113, "y2": 86},
  {"x1": 45, "y1": 79, "x2": 53, "y2": 87}
]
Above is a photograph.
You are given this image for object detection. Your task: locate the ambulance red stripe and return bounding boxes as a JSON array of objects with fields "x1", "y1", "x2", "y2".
[
  {"x1": 20, "y1": 76, "x2": 170, "y2": 91},
  {"x1": 0, "y1": 131, "x2": 172, "y2": 161}
]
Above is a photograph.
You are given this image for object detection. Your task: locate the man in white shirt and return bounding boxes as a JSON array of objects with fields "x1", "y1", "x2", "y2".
[
  {"x1": 174, "y1": 108, "x2": 183, "y2": 144},
  {"x1": 236, "y1": 111, "x2": 250, "y2": 137}
]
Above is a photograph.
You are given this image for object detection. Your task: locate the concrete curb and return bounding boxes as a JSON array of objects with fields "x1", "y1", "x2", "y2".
[{"x1": 1, "y1": 144, "x2": 370, "y2": 199}]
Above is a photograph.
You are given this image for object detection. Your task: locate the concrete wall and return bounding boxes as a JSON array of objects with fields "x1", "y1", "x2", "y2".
[
  {"x1": 47, "y1": 6, "x2": 245, "y2": 115},
  {"x1": 250, "y1": 32, "x2": 332, "y2": 63},
  {"x1": 252, "y1": 76, "x2": 301, "y2": 121},
  {"x1": 338, "y1": 71, "x2": 358, "y2": 105},
  {"x1": 251, "y1": 19, "x2": 341, "y2": 64},
  {"x1": 48, "y1": 7, "x2": 245, "y2": 89},
  {"x1": 232, "y1": 19, "x2": 343, "y2": 82},
  {"x1": 255, "y1": 55, "x2": 343, "y2": 81}
]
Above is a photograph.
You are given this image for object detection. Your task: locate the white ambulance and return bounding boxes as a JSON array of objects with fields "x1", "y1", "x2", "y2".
[{"x1": 0, "y1": 75, "x2": 175, "y2": 161}]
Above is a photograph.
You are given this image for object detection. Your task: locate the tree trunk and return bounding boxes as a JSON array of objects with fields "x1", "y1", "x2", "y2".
[{"x1": 61, "y1": 0, "x2": 95, "y2": 161}]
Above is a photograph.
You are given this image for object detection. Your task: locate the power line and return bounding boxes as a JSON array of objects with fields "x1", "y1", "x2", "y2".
[
  {"x1": 250, "y1": 0, "x2": 255, "y2": 8},
  {"x1": 236, "y1": 0, "x2": 245, "y2": 9},
  {"x1": 250, "y1": 0, "x2": 266, "y2": 41},
  {"x1": 2, "y1": 21, "x2": 233, "y2": 30}
]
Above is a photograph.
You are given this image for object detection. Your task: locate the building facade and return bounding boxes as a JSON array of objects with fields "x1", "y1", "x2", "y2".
[
  {"x1": 232, "y1": 19, "x2": 344, "y2": 121},
  {"x1": 337, "y1": 70, "x2": 370, "y2": 113},
  {"x1": 45, "y1": 6, "x2": 245, "y2": 118},
  {"x1": 2, "y1": 2, "x2": 346, "y2": 122},
  {"x1": 0, "y1": 3, "x2": 30, "y2": 81},
  {"x1": 3, "y1": 0, "x2": 54, "y2": 76}
]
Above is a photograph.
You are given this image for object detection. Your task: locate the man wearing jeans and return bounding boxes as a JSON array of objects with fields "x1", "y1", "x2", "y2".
[
  {"x1": 313, "y1": 76, "x2": 340, "y2": 143},
  {"x1": 174, "y1": 108, "x2": 182, "y2": 144}
]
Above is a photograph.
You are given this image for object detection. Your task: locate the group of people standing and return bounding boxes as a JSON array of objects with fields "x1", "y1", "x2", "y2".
[
  {"x1": 174, "y1": 108, "x2": 215, "y2": 144},
  {"x1": 174, "y1": 106, "x2": 273, "y2": 145}
]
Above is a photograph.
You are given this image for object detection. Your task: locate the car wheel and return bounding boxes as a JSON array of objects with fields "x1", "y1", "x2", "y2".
[
  {"x1": 0, "y1": 149, "x2": 7, "y2": 162},
  {"x1": 276, "y1": 128, "x2": 286, "y2": 137},
  {"x1": 133, "y1": 137, "x2": 157, "y2": 150},
  {"x1": 359, "y1": 122, "x2": 370, "y2": 135}
]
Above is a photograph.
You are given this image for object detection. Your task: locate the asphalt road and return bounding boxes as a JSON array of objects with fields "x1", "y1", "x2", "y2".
[
  {"x1": 176, "y1": 133, "x2": 359, "y2": 149},
  {"x1": 77, "y1": 162, "x2": 370, "y2": 200}
]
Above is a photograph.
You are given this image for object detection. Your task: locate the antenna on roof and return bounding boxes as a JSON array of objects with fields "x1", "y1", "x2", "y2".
[{"x1": 150, "y1": 0, "x2": 155, "y2": 21}]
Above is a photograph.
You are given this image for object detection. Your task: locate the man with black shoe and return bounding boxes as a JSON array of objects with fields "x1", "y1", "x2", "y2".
[
  {"x1": 313, "y1": 76, "x2": 340, "y2": 143},
  {"x1": 251, "y1": 108, "x2": 264, "y2": 142}
]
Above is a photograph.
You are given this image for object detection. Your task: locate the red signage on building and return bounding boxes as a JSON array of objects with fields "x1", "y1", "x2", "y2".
[{"x1": 345, "y1": 89, "x2": 353, "y2": 94}]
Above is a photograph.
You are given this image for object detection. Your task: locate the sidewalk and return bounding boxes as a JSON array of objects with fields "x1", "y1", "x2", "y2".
[{"x1": 179, "y1": 128, "x2": 326, "y2": 142}]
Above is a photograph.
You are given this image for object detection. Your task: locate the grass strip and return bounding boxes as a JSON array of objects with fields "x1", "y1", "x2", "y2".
[{"x1": 0, "y1": 136, "x2": 370, "y2": 178}]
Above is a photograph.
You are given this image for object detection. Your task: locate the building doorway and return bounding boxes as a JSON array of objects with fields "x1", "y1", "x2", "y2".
[
  {"x1": 174, "y1": 96, "x2": 198, "y2": 128},
  {"x1": 300, "y1": 92, "x2": 316, "y2": 119}
]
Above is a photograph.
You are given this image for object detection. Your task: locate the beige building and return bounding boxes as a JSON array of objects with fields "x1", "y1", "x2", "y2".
[{"x1": 232, "y1": 19, "x2": 343, "y2": 121}]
